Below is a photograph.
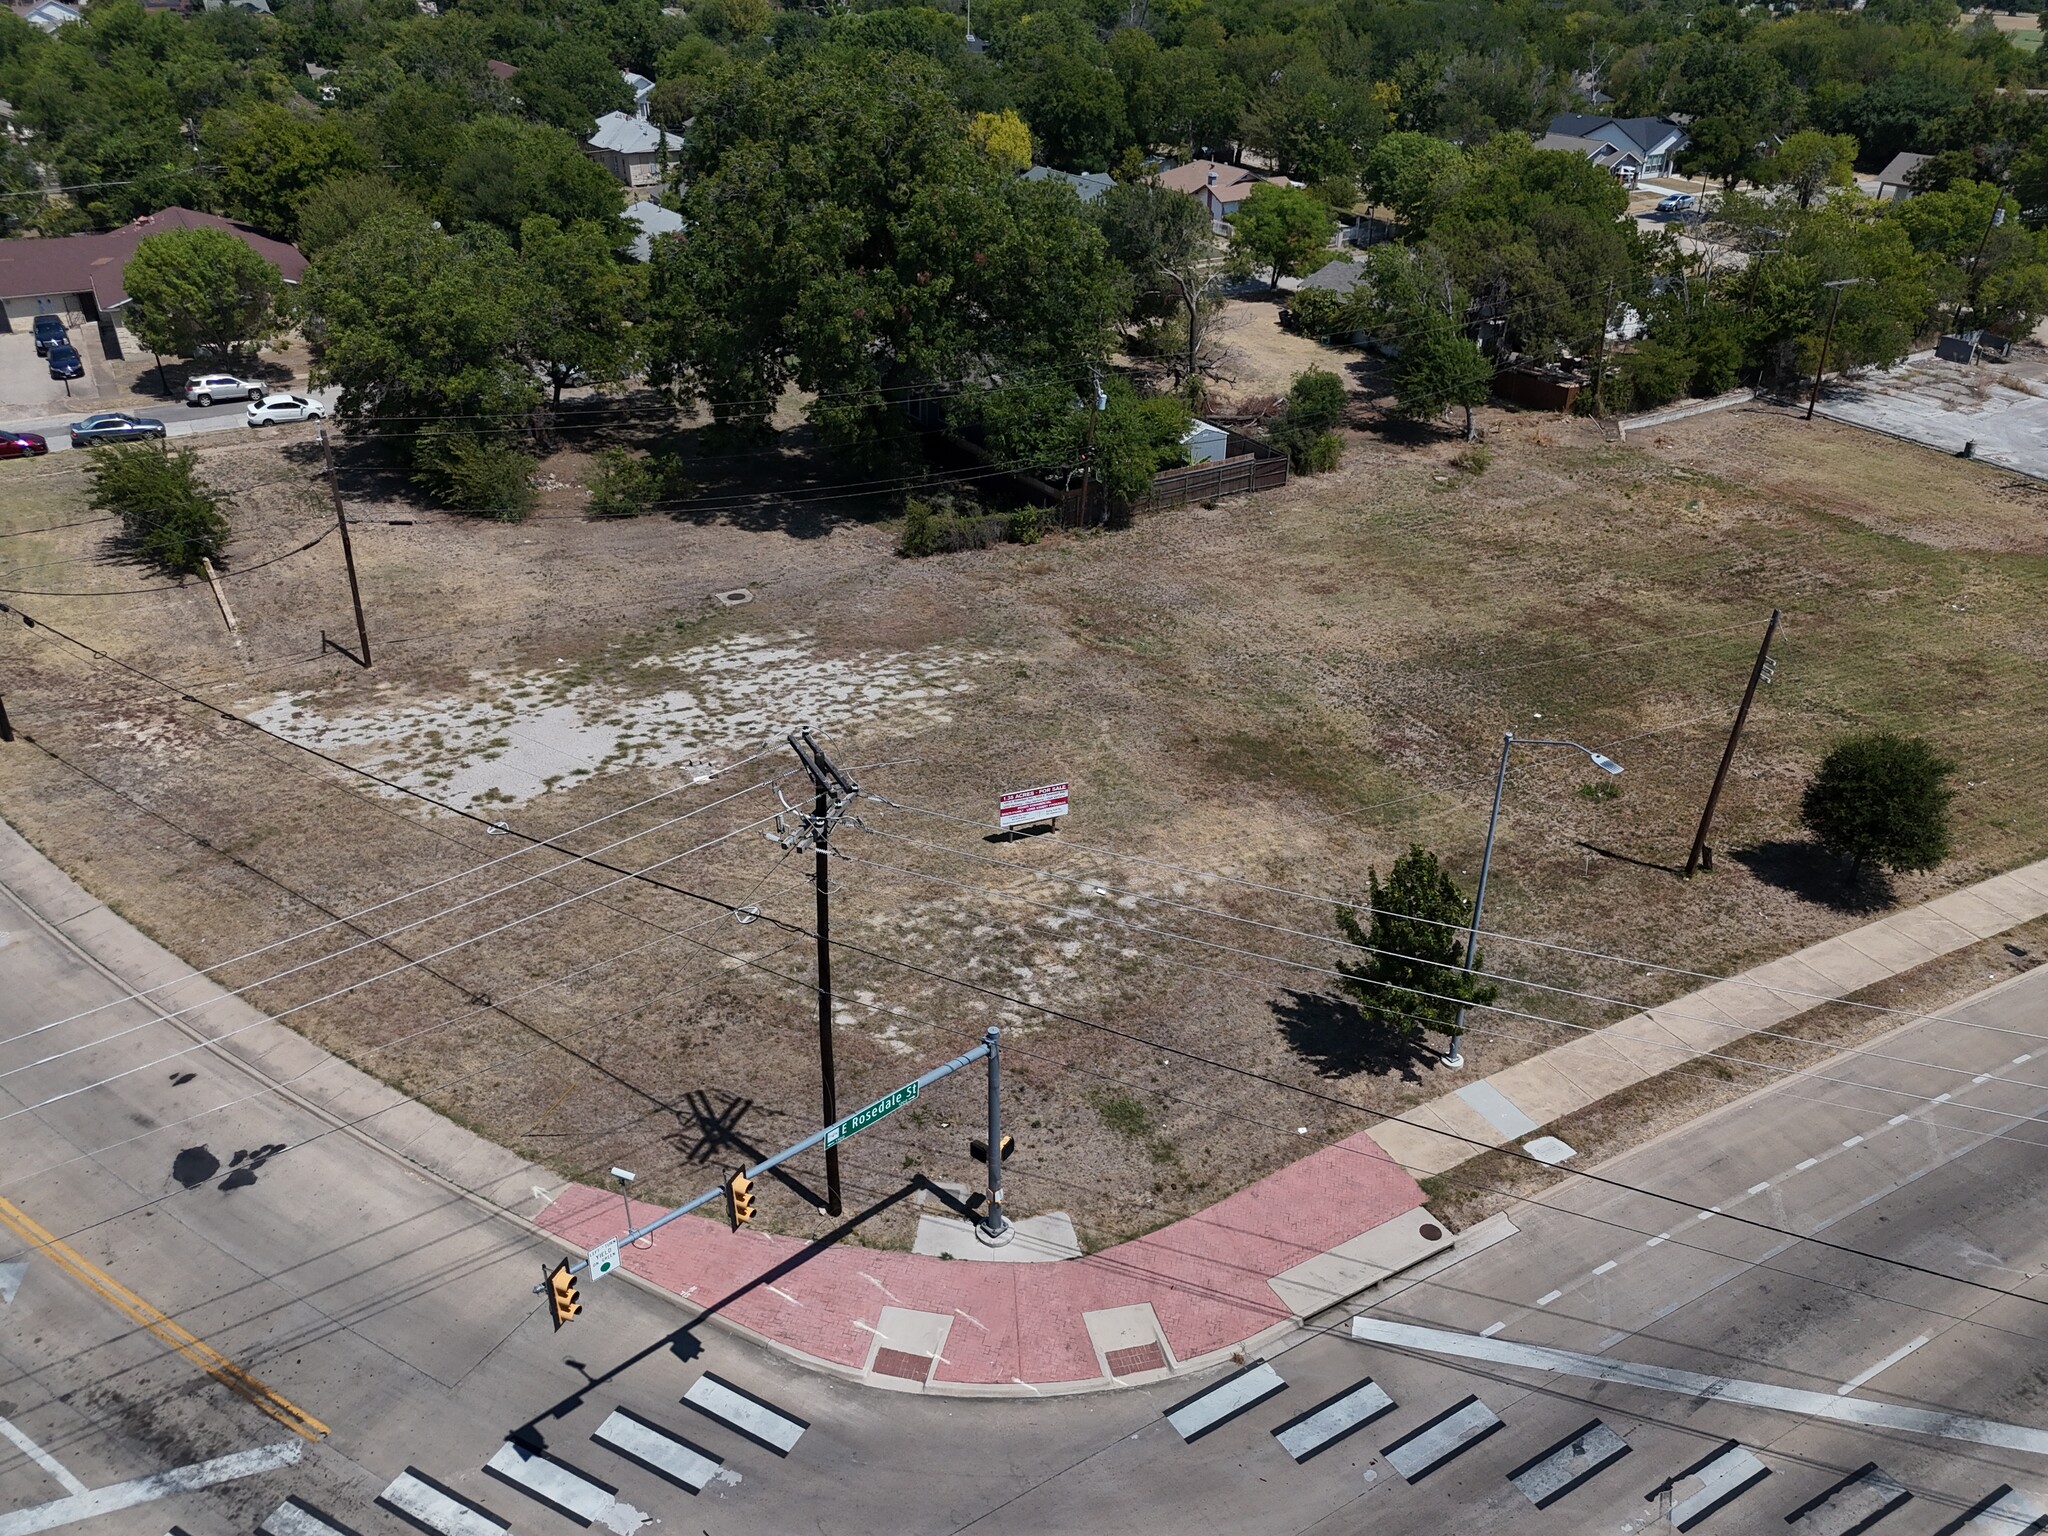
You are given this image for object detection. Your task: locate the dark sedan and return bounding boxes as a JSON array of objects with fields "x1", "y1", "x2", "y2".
[
  {"x1": 68, "y1": 412, "x2": 166, "y2": 447},
  {"x1": 0, "y1": 432, "x2": 48, "y2": 458},
  {"x1": 46, "y1": 344, "x2": 84, "y2": 380}
]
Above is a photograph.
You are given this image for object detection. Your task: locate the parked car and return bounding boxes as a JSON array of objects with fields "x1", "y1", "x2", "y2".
[
  {"x1": 46, "y1": 344, "x2": 84, "y2": 380},
  {"x1": 0, "y1": 431, "x2": 48, "y2": 458},
  {"x1": 185, "y1": 372, "x2": 265, "y2": 406},
  {"x1": 246, "y1": 392, "x2": 325, "y2": 426},
  {"x1": 69, "y1": 412, "x2": 166, "y2": 447},
  {"x1": 31, "y1": 315, "x2": 67, "y2": 356},
  {"x1": 1656, "y1": 192, "x2": 1698, "y2": 214}
]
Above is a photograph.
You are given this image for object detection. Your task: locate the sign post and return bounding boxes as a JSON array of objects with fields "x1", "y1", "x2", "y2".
[{"x1": 998, "y1": 782, "x2": 1070, "y2": 835}]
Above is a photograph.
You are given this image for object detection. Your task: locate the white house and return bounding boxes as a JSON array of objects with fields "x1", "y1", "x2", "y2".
[
  {"x1": 623, "y1": 200, "x2": 685, "y2": 261},
  {"x1": 1158, "y1": 159, "x2": 1288, "y2": 221},
  {"x1": 622, "y1": 70, "x2": 655, "y2": 119},
  {"x1": 587, "y1": 111, "x2": 683, "y2": 196},
  {"x1": 21, "y1": 0, "x2": 81, "y2": 28}
]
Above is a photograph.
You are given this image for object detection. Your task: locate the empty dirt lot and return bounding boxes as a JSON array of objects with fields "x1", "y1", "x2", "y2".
[{"x1": 1, "y1": 399, "x2": 2041, "y2": 1251}]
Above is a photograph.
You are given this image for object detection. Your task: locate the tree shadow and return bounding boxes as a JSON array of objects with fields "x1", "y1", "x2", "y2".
[
  {"x1": 1273, "y1": 987, "x2": 1435, "y2": 1082},
  {"x1": 1729, "y1": 839, "x2": 1895, "y2": 914}
]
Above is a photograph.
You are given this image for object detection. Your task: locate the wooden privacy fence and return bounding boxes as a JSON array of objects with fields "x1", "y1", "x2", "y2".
[{"x1": 1043, "y1": 431, "x2": 1289, "y2": 527}]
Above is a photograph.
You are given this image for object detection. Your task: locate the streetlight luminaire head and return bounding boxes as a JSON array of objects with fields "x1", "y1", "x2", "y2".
[{"x1": 1589, "y1": 753, "x2": 1624, "y2": 776}]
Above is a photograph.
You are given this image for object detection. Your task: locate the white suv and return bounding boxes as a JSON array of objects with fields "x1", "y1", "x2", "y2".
[
  {"x1": 185, "y1": 373, "x2": 264, "y2": 406},
  {"x1": 247, "y1": 392, "x2": 326, "y2": 426}
]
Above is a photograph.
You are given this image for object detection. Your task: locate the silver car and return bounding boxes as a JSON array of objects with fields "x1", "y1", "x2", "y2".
[
  {"x1": 69, "y1": 412, "x2": 167, "y2": 446},
  {"x1": 247, "y1": 392, "x2": 326, "y2": 426},
  {"x1": 185, "y1": 372, "x2": 265, "y2": 406}
]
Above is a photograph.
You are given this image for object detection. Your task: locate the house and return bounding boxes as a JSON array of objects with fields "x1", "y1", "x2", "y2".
[
  {"x1": 1157, "y1": 159, "x2": 1288, "y2": 221},
  {"x1": 198, "y1": 0, "x2": 272, "y2": 12},
  {"x1": 1296, "y1": 257, "x2": 1366, "y2": 295},
  {"x1": 0, "y1": 208, "x2": 306, "y2": 349},
  {"x1": 1542, "y1": 113, "x2": 1689, "y2": 178},
  {"x1": 586, "y1": 111, "x2": 683, "y2": 196},
  {"x1": 1022, "y1": 165, "x2": 1114, "y2": 203},
  {"x1": 623, "y1": 200, "x2": 684, "y2": 261},
  {"x1": 1876, "y1": 151, "x2": 1930, "y2": 201},
  {"x1": 18, "y1": 0, "x2": 80, "y2": 29},
  {"x1": 622, "y1": 71, "x2": 655, "y2": 119},
  {"x1": 1534, "y1": 130, "x2": 1642, "y2": 180},
  {"x1": 486, "y1": 59, "x2": 518, "y2": 82}
]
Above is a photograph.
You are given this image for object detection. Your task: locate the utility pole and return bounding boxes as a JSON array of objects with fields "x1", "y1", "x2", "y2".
[
  {"x1": 1074, "y1": 365, "x2": 1102, "y2": 528},
  {"x1": 320, "y1": 430, "x2": 371, "y2": 668},
  {"x1": 1684, "y1": 608, "x2": 1780, "y2": 878},
  {"x1": 1589, "y1": 281, "x2": 1616, "y2": 419},
  {"x1": 0, "y1": 687, "x2": 13, "y2": 743},
  {"x1": 1805, "y1": 279, "x2": 1865, "y2": 422},
  {"x1": 786, "y1": 729, "x2": 860, "y2": 1217},
  {"x1": 1957, "y1": 188, "x2": 2006, "y2": 334}
]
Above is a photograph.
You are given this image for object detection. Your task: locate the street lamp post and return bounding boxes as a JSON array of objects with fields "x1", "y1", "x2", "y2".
[
  {"x1": 1445, "y1": 732, "x2": 1623, "y2": 1070},
  {"x1": 1805, "y1": 277, "x2": 1870, "y2": 423}
]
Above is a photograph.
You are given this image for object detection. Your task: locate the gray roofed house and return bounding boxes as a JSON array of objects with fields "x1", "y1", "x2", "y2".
[
  {"x1": 1022, "y1": 165, "x2": 1115, "y2": 202},
  {"x1": 1533, "y1": 131, "x2": 1640, "y2": 177},
  {"x1": 623, "y1": 200, "x2": 685, "y2": 261},
  {"x1": 1297, "y1": 258, "x2": 1366, "y2": 294},
  {"x1": 622, "y1": 70, "x2": 656, "y2": 118},
  {"x1": 587, "y1": 111, "x2": 683, "y2": 196},
  {"x1": 1875, "y1": 151, "x2": 1930, "y2": 201},
  {"x1": 1542, "y1": 113, "x2": 1688, "y2": 176}
]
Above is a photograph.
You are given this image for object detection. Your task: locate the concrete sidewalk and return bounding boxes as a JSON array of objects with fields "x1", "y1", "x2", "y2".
[{"x1": 1370, "y1": 856, "x2": 2048, "y2": 1178}]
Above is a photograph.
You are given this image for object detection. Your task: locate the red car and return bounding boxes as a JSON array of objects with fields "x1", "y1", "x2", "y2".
[{"x1": 0, "y1": 432, "x2": 48, "y2": 458}]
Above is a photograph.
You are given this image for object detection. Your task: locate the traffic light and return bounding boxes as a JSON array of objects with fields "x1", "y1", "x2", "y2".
[
  {"x1": 726, "y1": 1169, "x2": 756, "y2": 1229},
  {"x1": 969, "y1": 1134, "x2": 1015, "y2": 1164},
  {"x1": 545, "y1": 1260, "x2": 581, "y2": 1330}
]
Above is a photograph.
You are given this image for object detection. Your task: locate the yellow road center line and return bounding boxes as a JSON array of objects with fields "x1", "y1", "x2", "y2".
[{"x1": 0, "y1": 1195, "x2": 328, "y2": 1441}]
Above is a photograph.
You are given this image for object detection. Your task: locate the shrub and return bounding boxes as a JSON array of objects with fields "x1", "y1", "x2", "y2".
[
  {"x1": 1335, "y1": 845, "x2": 1498, "y2": 1053},
  {"x1": 1294, "y1": 430, "x2": 1344, "y2": 472},
  {"x1": 413, "y1": 431, "x2": 538, "y2": 520},
  {"x1": 1267, "y1": 367, "x2": 1351, "y2": 472},
  {"x1": 1800, "y1": 732, "x2": 1957, "y2": 875},
  {"x1": 1449, "y1": 443, "x2": 1491, "y2": 474},
  {"x1": 1286, "y1": 287, "x2": 1353, "y2": 340},
  {"x1": 897, "y1": 495, "x2": 1012, "y2": 556},
  {"x1": 585, "y1": 446, "x2": 686, "y2": 518},
  {"x1": 84, "y1": 444, "x2": 230, "y2": 576}
]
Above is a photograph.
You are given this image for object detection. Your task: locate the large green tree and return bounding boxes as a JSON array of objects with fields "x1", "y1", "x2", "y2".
[
  {"x1": 646, "y1": 53, "x2": 1125, "y2": 455},
  {"x1": 123, "y1": 226, "x2": 282, "y2": 362},
  {"x1": 206, "y1": 102, "x2": 372, "y2": 239},
  {"x1": 85, "y1": 444, "x2": 231, "y2": 577},
  {"x1": 1800, "y1": 733, "x2": 1956, "y2": 876},
  {"x1": 1227, "y1": 181, "x2": 1335, "y2": 289},
  {"x1": 516, "y1": 215, "x2": 638, "y2": 407}
]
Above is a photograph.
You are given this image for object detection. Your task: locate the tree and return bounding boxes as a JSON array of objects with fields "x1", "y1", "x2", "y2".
[
  {"x1": 515, "y1": 215, "x2": 637, "y2": 407},
  {"x1": 1361, "y1": 131, "x2": 1466, "y2": 231},
  {"x1": 84, "y1": 443, "x2": 230, "y2": 577},
  {"x1": 123, "y1": 227, "x2": 281, "y2": 363},
  {"x1": 649, "y1": 54, "x2": 1125, "y2": 455},
  {"x1": 299, "y1": 212, "x2": 539, "y2": 437},
  {"x1": 1393, "y1": 309, "x2": 1491, "y2": 438},
  {"x1": 968, "y1": 109, "x2": 1033, "y2": 173},
  {"x1": 1334, "y1": 845, "x2": 1497, "y2": 1054},
  {"x1": 511, "y1": 38, "x2": 634, "y2": 135},
  {"x1": 966, "y1": 372, "x2": 1192, "y2": 508},
  {"x1": 1770, "y1": 130, "x2": 1859, "y2": 211},
  {"x1": 206, "y1": 102, "x2": 372, "y2": 239},
  {"x1": 1025, "y1": 50, "x2": 1128, "y2": 171},
  {"x1": 1096, "y1": 178, "x2": 1222, "y2": 387},
  {"x1": 1800, "y1": 733, "x2": 1956, "y2": 876},
  {"x1": 1266, "y1": 366, "x2": 1348, "y2": 470},
  {"x1": 439, "y1": 116, "x2": 626, "y2": 244},
  {"x1": 293, "y1": 174, "x2": 426, "y2": 258},
  {"x1": 1227, "y1": 182, "x2": 1334, "y2": 289}
]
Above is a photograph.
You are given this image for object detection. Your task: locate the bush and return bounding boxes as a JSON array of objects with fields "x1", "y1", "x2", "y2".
[
  {"x1": 413, "y1": 432, "x2": 538, "y2": 520},
  {"x1": 1286, "y1": 288, "x2": 1353, "y2": 340},
  {"x1": 1268, "y1": 367, "x2": 1350, "y2": 472},
  {"x1": 1335, "y1": 845, "x2": 1498, "y2": 1053},
  {"x1": 898, "y1": 495, "x2": 1013, "y2": 556},
  {"x1": 84, "y1": 444, "x2": 231, "y2": 576},
  {"x1": 1293, "y1": 430, "x2": 1343, "y2": 472},
  {"x1": 585, "y1": 446, "x2": 687, "y2": 519},
  {"x1": 1449, "y1": 443, "x2": 1492, "y2": 474},
  {"x1": 1800, "y1": 732, "x2": 1957, "y2": 875}
]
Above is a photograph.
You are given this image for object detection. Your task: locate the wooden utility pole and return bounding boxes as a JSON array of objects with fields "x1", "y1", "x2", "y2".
[
  {"x1": 1805, "y1": 280, "x2": 1862, "y2": 422},
  {"x1": 321, "y1": 429, "x2": 371, "y2": 667},
  {"x1": 1685, "y1": 608, "x2": 1780, "y2": 878},
  {"x1": 1074, "y1": 365, "x2": 1103, "y2": 528},
  {"x1": 1589, "y1": 281, "x2": 1615, "y2": 419}
]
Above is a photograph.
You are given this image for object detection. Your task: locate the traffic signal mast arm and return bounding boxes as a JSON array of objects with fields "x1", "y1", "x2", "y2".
[{"x1": 531, "y1": 1027, "x2": 1005, "y2": 1295}]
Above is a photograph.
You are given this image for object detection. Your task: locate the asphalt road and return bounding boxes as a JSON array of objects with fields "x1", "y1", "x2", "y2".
[
  {"x1": 3, "y1": 858, "x2": 2046, "y2": 1536},
  {"x1": 3, "y1": 395, "x2": 330, "y2": 454}
]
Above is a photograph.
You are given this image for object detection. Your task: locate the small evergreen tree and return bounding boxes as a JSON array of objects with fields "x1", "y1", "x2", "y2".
[
  {"x1": 1800, "y1": 733, "x2": 1956, "y2": 875},
  {"x1": 1335, "y1": 845, "x2": 1498, "y2": 1055}
]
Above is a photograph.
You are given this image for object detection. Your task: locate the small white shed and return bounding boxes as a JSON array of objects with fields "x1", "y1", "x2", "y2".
[{"x1": 1183, "y1": 418, "x2": 1228, "y2": 465}]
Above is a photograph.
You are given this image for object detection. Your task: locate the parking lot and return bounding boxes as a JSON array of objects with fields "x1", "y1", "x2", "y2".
[
  {"x1": 0, "y1": 315, "x2": 100, "y2": 413},
  {"x1": 1816, "y1": 346, "x2": 2048, "y2": 479}
]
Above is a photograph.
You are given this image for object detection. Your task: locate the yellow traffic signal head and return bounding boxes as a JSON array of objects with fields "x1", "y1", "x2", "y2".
[
  {"x1": 727, "y1": 1170, "x2": 756, "y2": 1228},
  {"x1": 546, "y1": 1260, "x2": 581, "y2": 1330}
]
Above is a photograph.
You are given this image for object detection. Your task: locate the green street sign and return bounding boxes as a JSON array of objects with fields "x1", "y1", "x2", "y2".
[{"x1": 826, "y1": 1081, "x2": 919, "y2": 1147}]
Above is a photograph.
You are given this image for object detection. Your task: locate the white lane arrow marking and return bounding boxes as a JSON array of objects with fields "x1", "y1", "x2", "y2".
[{"x1": 0, "y1": 1441, "x2": 301, "y2": 1536}]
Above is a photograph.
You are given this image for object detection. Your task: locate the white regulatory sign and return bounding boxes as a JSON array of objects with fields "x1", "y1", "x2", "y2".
[
  {"x1": 999, "y1": 781, "x2": 1070, "y2": 830},
  {"x1": 588, "y1": 1238, "x2": 621, "y2": 1279}
]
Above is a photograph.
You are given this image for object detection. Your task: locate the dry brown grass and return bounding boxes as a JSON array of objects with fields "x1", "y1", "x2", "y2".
[{"x1": 1, "y1": 398, "x2": 2042, "y2": 1253}]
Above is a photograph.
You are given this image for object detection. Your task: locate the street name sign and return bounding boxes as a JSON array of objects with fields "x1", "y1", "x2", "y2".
[
  {"x1": 999, "y1": 781, "x2": 1069, "y2": 830},
  {"x1": 826, "y1": 1081, "x2": 920, "y2": 1147},
  {"x1": 588, "y1": 1239, "x2": 621, "y2": 1279}
]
